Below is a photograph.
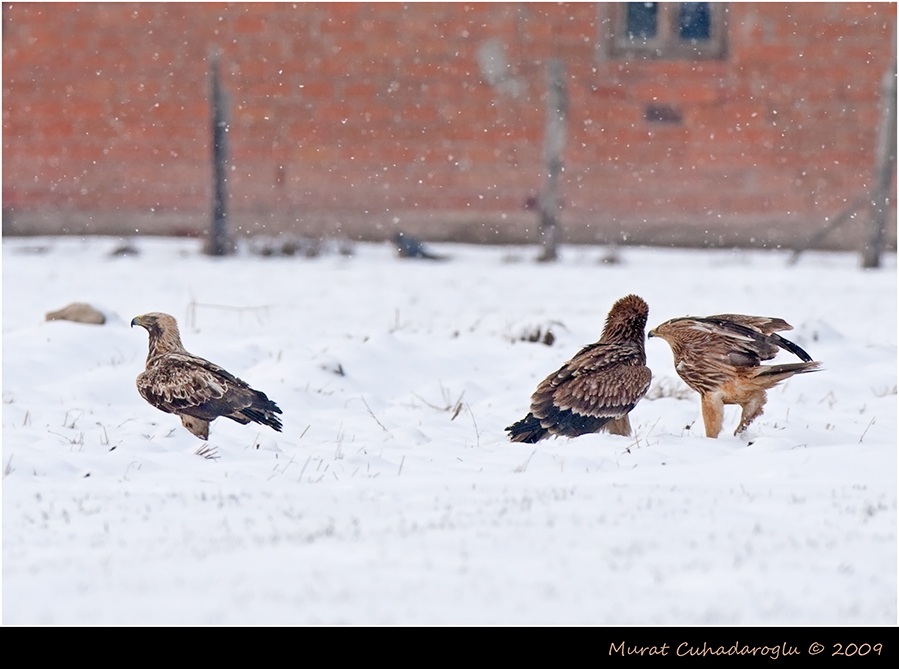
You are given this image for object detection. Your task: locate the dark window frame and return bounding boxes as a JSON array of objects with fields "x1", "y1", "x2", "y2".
[{"x1": 603, "y1": 2, "x2": 729, "y2": 60}]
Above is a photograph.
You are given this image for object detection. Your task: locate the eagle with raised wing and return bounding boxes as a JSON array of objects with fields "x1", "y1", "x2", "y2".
[
  {"x1": 506, "y1": 294, "x2": 651, "y2": 443},
  {"x1": 648, "y1": 314, "x2": 821, "y2": 438},
  {"x1": 131, "y1": 312, "x2": 283, "y2": 440}
]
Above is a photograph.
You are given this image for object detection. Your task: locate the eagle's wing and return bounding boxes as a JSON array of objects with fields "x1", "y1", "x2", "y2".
[
  {"x1": 698, "y1": 316, "x2": 812, "y2": 363},
  {"x1": 683, "y1": 318, "x2": 780, "y2": 365},
  {"x1": 533, "y1": 342, "x2": 651, "y2": 419},
  {"x1": 136, "y1": 353, "x2": 262, "y2": 422},
  {"x1": 706, "y1": 314, "x2": 792, "y2": 334}
]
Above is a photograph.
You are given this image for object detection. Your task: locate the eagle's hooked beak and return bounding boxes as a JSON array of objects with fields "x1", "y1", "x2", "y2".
[
  {"x1": 647, "y1": 329, "x2": 656, "y2": 338},
  {"x1": 131, "y1": 316, "x2": 142, "y2": 328}
]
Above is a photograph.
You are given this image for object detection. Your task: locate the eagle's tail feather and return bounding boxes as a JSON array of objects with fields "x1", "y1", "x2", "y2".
[
  {"x1": 240, "y1": 407, "x2": 284, "y2": 432},
  {"x1": 757, "y1": 360, "x2": 822, "y2": 382},
  {"x1": 233, "y1": 392, "x2": 284, "y2": 432},
  {"x1": 506, "y1": 413, "x2": 549, "y2": 443}
]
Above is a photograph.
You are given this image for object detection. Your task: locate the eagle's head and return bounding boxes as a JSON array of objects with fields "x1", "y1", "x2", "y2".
[
  {"x1": 131, "y1": 312, "x2": 185, "y2": 354},
  {"x1": 600, "y1": 294, "x2": 649, "y2": 345},
  {"x1": 647, "y1": 318, "x2": 702, "y2": 360},
  {"x1": 647, "y1": 318, "x2": 676, "y2": 342},
  {"x1": 131, "y1": 312, "x2": 179, "y2": 332}
]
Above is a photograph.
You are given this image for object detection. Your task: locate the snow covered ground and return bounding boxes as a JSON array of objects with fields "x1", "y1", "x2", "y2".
[{"x1": 2, "y1": 235, "x2": 896, "y2": 625}]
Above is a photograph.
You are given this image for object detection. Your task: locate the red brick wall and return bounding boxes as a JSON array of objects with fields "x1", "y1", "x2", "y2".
[{"x1": 2, "y1": 2, "x2": 896, "y2": 249}]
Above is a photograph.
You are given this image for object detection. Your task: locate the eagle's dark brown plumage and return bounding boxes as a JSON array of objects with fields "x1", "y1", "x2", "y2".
[
  {"x1": 506, "y1": 294, "x2": 651, "y2": 443},
  {"x1": 131, "y1": 312, "x2": 283, "y2": 440},
  {"x1": 648, "y1": 314, "x2": 821, "y2": 438}
]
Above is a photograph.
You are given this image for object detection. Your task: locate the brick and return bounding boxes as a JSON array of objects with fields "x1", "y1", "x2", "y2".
[{"x1": 1, "y1": 2, "x2": 894, "y2": 244}]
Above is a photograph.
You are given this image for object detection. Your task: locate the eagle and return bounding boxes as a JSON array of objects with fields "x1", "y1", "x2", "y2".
[
  {"x1": 648, "y1": 314, "x2": 821, "y2": 438},
  {"x1": 506, "y1": 294, "x2": 651, "y2": 443},
  {"x1": 131, "y1": 312, "x2": 283, "y2": 440}
]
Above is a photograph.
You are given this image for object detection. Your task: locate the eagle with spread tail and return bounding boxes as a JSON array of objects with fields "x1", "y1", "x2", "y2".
[
  {"x1": 131, "y1": 312, "x2": 283, "y2": 440},
  {"x1": 648, "y1": 314, "x2": 821, "y2": 438},
  {"x1": 506, "y1": 294, "x2": 651, "y2": 443}
]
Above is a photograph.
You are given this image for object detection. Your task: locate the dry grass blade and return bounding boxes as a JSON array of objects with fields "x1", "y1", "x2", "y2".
[
  {"x1": 514, "y1": 449, "x2": 537, "y2": 473},
  {"x1": 859, "y1": 417, "x2": 876, "y2": 443},
  {"x1": 451, "y1": 393, "x2": 465, "y2": 420},
  {"x1": 194, "y1": 443, "x2": 220, "y2": 460},
  {"x1": 361, "y1": 396, "x2": 388, "y2": 432}
]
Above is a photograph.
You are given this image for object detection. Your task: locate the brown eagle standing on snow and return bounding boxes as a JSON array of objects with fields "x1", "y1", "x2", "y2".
[
  {"x1": 648, "y1": 314, "x2": 821, "y2": 438},
  {"x1": 131, "y1": 312, "x2": 283, "y2": 440},
  {"x1": 506, "y1": 294, "x2": 651, "y2": 443}
]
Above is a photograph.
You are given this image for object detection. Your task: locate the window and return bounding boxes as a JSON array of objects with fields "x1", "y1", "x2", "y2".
[{"x1": 605, "y1": 2, "x2": 727, "y2": 60}]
